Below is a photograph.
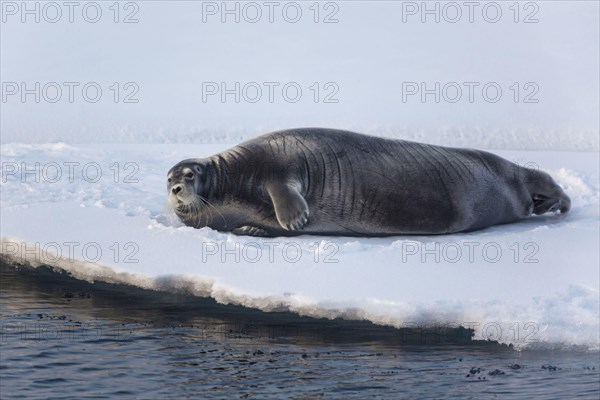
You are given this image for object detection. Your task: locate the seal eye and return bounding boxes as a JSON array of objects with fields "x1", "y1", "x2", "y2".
[
  {"x1": 184, "y1": 172, "x2": 194, "y2": 180},
  {"x1": 167, "y1": 178, "x2": 172, "y2": 183}
]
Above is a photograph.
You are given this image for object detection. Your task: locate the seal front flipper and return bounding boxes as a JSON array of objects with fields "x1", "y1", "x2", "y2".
[
  {"x1": 266, "y1": 181, "x2": 309, "y2": 231},
  {"x1": 232, "y1": 226, "x2": 269, "y2": 237}
]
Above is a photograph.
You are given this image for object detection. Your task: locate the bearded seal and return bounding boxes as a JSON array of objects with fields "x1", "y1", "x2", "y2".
[{"x1": 167, "y1": 128, "x2": 570, "y2": 237}]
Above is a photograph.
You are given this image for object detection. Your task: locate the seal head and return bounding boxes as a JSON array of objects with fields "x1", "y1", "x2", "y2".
[{"x1": 167, "y1": 159, "x2": 212, "y2": 224}]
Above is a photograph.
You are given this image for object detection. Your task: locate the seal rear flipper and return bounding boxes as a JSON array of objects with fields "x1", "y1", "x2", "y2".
[
  {"x1": 266, "y1": 182, "x2": 309, "y2": 231},
  {"x1": 532, "y1": 193, "x2": 570, "y2": 215},
  {"x1": 526, "y1": 169, "x2": 571, "y2": 215}
]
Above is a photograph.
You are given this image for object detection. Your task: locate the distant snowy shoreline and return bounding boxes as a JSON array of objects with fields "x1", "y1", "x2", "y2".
[{"x1": 2, "y1": 127, "x2": 598, "y2": 152}]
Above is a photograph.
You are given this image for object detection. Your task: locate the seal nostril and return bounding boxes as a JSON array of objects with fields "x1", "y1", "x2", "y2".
[{"x1": 172, "y1": 185, "x2": 182, "y2": 195}]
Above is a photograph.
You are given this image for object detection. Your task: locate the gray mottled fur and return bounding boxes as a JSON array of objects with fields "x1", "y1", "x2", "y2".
[{"x1": 167, "y1": 128, "x2": 571, "y2": 237}]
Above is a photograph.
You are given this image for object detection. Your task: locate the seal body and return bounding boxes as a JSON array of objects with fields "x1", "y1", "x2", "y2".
[{"x1": 167, "y1": 128, "x2": 570, "y2": 237}]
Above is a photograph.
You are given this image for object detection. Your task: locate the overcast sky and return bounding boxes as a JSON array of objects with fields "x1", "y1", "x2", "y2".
[{"x1": 1, "y1": 1, "x2": 598, "y2": 143}]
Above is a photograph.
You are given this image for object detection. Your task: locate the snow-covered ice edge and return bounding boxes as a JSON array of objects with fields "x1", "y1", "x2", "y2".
[{"x1": 1, "y1": 143, "x2": 599, "y2": 351}]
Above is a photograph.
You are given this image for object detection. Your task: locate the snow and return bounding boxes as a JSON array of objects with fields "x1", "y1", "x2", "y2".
[{"x1": 1, "y1": 142, "x2": 598, "y2": 351}]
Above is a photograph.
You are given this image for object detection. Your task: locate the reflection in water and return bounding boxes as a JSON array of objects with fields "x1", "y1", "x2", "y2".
[
  {"x1": 0, "y1": 262, "x2": 478, "y2": 346},
  {"x1": 1, "y1": 262, "x2": 599, "y2": 399}
]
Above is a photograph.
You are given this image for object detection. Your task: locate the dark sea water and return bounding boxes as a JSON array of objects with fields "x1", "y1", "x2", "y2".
[{"x1": 1, "y1": 262, "x2": 599, "y2": 399}]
